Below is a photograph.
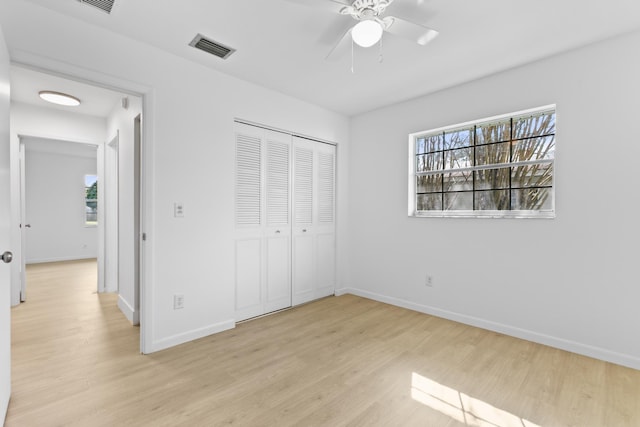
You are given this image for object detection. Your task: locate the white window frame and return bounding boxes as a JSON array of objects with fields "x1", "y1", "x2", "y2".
[{"x1": 408, "y1": 105, "x2": 556, "y2": 219}]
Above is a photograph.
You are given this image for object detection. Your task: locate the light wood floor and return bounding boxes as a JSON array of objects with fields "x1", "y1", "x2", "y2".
[{"x1": 6, "y1": 260, "x2": 640, "y2": 426}]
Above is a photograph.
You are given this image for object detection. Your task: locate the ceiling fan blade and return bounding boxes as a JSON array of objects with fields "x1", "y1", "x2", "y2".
[
  {"x1": 384, "y1": 0, "x2": 432, "y2": 25},
  {"x1": 325, "y1": 25, "x2": 354, "y2": 61},
  {"x1": 282, "y1": 0, "x2": 354, "y2": 15},
  {"x1": 383, "y1": 16, "x2": 439, "y2": 46},
  {"x1": 329, "y1": 0, "x2": 355, "y2": 14}
]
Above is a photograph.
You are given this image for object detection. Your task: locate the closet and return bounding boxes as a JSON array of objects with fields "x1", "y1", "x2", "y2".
[{"x1": 234, "y1": 122, "x2": 336, "y2": 321}]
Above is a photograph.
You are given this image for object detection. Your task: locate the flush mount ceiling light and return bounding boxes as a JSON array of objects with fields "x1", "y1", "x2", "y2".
[
  {"x1": 351, "y1": 19, "x2": 383, "y2": 48},
  {"x1": 38, "y1": 91, "x2": 81, "y2": 107}
]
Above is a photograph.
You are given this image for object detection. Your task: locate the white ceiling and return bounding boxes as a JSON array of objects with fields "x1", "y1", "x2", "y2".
[
  {"x1": 12, "y1": 0, "x2": 640, "y2": 116},
  {"x1": 11, "y1": 65, "x2": 125, "y2": 118}
]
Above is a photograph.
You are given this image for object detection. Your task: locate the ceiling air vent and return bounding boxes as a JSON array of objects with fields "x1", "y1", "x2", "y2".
[
  {"x1": 189, "y1": 34, "x2": 235, "y2": 60},
  {"x1": 78, "y1": 0, "x2": 115, "y2": 14}
]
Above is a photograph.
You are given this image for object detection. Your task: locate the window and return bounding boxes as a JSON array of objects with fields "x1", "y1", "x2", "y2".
[
  {"x1": 85, "y1": 175, "x2": 98, "y2": 226},
  {"x1": 409, "y1": 105, "x2": 555, "y2": 218}
]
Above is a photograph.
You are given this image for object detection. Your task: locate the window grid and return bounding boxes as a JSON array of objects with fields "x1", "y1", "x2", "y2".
[{"x1": 413, "y1": 108, "x2": 555, "y2": 215}]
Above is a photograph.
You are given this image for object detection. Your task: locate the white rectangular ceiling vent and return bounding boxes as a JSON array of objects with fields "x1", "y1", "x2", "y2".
[
  {"x1": 78, "y1": 0, "x2": 115, "y2": 14},
  {"x1": 189, "y1": 34, "x2": 236, "y2": 60}
]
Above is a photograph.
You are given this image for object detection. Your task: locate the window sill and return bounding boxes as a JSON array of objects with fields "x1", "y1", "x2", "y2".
[{"x1": 410, "y1": 210, "x2": 555, "y2": 219}]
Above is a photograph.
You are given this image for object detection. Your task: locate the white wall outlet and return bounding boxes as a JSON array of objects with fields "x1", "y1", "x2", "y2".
[
  {"x1": 174, "y1": 202, "x2": 184, "y2": 218},
  {"x1": 173, "y1": 294, "x2": 185, "y2": 309},
  {"x1": 425, "y1": 275, "x2": 434, "y2": 287}
]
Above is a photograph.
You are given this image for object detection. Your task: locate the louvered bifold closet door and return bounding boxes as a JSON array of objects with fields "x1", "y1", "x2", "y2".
[
  {"x1": 235, "y1": 124, "x2": 264, "y2": 320},
  {"x1": 263, "y1": 131, "x2": 292, "y2": 313},
  {"x1": 234, "y1": 122, "x2": 292, "y2": 321},
  {"x1": 292, "y1": 137, "x2": 336, "y2": 305},
  {"x1": 292, "y1": 141, "x2": 315, "y2": 305},
  {"x1": 314, "y1": 142, "x2": 336, "y2": 298}
]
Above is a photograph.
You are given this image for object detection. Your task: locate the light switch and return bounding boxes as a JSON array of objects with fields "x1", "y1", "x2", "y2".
[{"x1": 174, "y1": 202, "x2": 184, "y2": 218}]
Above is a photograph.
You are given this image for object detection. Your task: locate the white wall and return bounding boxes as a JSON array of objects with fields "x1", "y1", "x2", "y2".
[
  {"x1": 106, "y1": 97, "x2": 142, "y2": 323},
  {"x1": 0, "y1": 0, "x2": 350, "y2": 352},
  {"x1": 346, "y1": 31, "x2": 640, "y2": 369},
  {"x1": 23, "y1": 141, "x2": 97, "y2": 263},
  {"x1": 9, "y1": 102, "x2": 106, "y2": 305}
]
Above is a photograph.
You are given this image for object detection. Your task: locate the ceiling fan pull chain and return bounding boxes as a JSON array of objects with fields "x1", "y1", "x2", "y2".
[
  {"x1": 351, "y1": 36, "x2": 355, "y2": 74},
  {"x1": 379, "y1": 32, "x2": 384, "y2": 63}
]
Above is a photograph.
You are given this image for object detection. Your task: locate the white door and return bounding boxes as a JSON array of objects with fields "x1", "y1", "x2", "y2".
[
  {"x1": 263, "y1": 134, "x2": 291, "y2": 313},
  {"x1": 291, "y1": 142, "x2": 315, "y2": 305},
  {"x1": 234, "y1": 124, "x2": 264, "y2": 320},
  {"x1": 313, "y1": 142, "x2": 336, "y2": 298},
  {"x1": 234, "y1": 123, "x2": 292, "y2": 321},
  {"x1": 292, "y1": 138, "x2": 336, "y2": 305},
  {"x1": 0, "y1": 24, "x2": 13, "y2": 422}
]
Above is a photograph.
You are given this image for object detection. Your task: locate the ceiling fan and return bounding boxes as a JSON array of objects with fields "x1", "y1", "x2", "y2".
[{"x1": 291, "y1": 0, "x2": 439, "y2": 59}]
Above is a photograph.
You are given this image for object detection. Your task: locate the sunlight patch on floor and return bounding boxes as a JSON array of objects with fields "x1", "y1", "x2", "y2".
[{"x1": 411, "y1": 372, "x2": 540, "y2": 427}]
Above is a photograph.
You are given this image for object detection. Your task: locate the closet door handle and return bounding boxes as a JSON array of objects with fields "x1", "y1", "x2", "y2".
[
  {"x1": 302, "y1": 229, "x2": 307, "y2": 233},
  {"x1": 275, "y1": 230, "x2": 281, "y2": 234}
]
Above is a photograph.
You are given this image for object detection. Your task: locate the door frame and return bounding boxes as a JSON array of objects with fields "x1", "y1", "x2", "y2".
[
  {"x1": 18, "y1": 140, "x2": 25, "y2": 301},
  {"x1": 16, "y1": 135, "x2": 105, "y2": 297},
  {"x1": 8, "y1": 57, "x2": 154, "y2": 354},
  {"x1": 105, "y1": 133, "x2": 119, "y2": 294},
  {"x1": 0, "y1": 22, "x2": 12, "y2": 424}
]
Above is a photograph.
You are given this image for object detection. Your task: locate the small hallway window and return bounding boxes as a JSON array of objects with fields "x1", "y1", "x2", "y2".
[{"x1": 85, "y1": 174, "x2": 98, "y2": 226}]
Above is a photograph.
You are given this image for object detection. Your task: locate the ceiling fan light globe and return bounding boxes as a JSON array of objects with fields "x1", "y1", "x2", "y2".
[{"x1": 352, "y1": 20, "x2": 383, "y2": 48}]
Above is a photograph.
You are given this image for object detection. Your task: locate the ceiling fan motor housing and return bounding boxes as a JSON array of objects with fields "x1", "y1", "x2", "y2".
[{"x1": 346, "y1": 0, "x2": 393, "y2": 19}]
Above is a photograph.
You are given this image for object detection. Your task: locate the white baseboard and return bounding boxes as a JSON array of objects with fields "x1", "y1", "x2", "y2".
[
  {"x1": 151, "y1": 319, "x2": 235, "y2": 353},
  {"x1": 335, "y1": 287, "x2": 640, "y2": 371},
  {"x1": 117, "y1": 295, "x2": 139, "y2": 326},
  {"x1": 26, "y1": 255, "x2": 97, "y2": 264}
]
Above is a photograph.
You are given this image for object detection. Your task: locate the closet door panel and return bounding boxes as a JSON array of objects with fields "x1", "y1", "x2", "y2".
[
  {"x1": 264, "y1": 235, "x2": 290, "y2": 312},
  {"x1": 315, "y1": 233, "x2": 335, "y2": 298},
  {"x1": 266, "y1": 137, "x2": 290, "y2": 227},
  {"x1": 234, "y1": 124, "x2": 264, "y2": 321},
  {"x1": 235, "y1": 130, "x2": 262, "y2": 228},
  {"x1": 264, "y1": 132, "x2": 292, "y2": 313},
  {"x1": 235, "y1": 238, "x2": 262, "y2": 321},
  {"x1": 292, "y1": 140, "x2": 315, "y2": 304},
  {"x1": 315, "y1": 143, "x2": 336, "y2": 298},
  {"x1": 292, "y1": 235, "x2": 314, "y2": 305},
  {"x1": 317, "y1": 149, "x2": 335, "y2": 227},
  {"x1": 293, "y1": 145, "x2": 313, "y2": 226},
  {"x1": 235, "y1": 123, "x2": 292, "y2": 320}
]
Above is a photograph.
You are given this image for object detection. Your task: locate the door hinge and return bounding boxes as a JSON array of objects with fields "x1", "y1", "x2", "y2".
[{"x1": 142, "y1": 233, "x2": 147, "y2": 241}]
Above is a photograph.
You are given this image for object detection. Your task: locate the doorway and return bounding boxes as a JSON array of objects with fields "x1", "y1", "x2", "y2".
[
  {"x1": 9, "y1": 64, "x2": 145, "y2": 344},
  {"x1": 18, "y1": 137, "x2": 102, "y2": 301}
]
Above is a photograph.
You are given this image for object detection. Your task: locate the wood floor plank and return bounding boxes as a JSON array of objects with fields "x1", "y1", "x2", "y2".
[{"x1": 6, "y1": 259, "x2": 640, "y2": 426}]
